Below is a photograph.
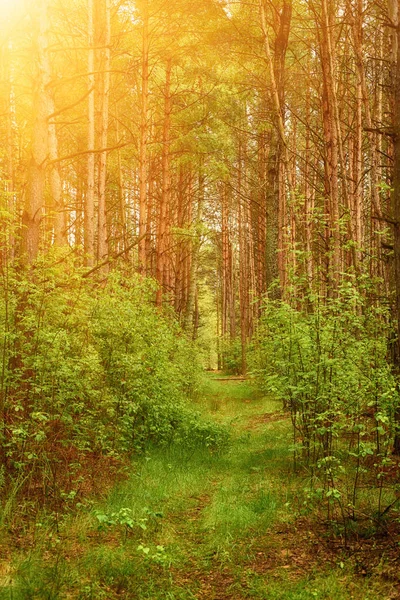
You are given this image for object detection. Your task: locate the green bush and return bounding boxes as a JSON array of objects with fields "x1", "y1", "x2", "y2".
[
  {"x1": 250, "y1": 281, "x2": 400, "y2": 528},
  {"x1": 221, "y1": 338, "x2": 242, "y2": 375},
  {"x1": 0, "y1": 257, "x2": 226, "y2": 514}
]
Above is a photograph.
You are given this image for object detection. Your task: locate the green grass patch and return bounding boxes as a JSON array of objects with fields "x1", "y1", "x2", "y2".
[
  {"x1": 243, "y1": 567, "x2": 396, "y2": 600},
  {"x1": 0, "y1": 376, "x2": 395, "y2": 600}
]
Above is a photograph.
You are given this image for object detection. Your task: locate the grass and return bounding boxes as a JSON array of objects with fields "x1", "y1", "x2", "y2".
[{"x1": 0, "y1": 376, "x2": 398, "y2": 599}]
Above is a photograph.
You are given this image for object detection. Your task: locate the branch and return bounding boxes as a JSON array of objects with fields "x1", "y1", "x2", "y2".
[
  {"x1": 364, "y1": 126, "x2": 395, "y2": 138},
  {"x1": 48, "y1": 88, "x2": 94, "y2": 121},
  {"x1": 371, "y1": 215, "x2": 398, "y2": 226},
  {"x1": 48, "y1": 140, "x2": 133, "y2": 165},
  {"x1": 82, "y1": 234, "x2": 146, "y2": 279}
]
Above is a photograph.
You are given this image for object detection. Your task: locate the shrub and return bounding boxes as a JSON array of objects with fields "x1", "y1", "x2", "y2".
[
  {"x1": 0, "y1": 257, "x2": 226, "y2": 516},
  {"x1": 250, "y1": 281, "x2": 400, "y2": 531},
  {"x1": 221, "y1": 338, "x2": 242, "y2": 375}
]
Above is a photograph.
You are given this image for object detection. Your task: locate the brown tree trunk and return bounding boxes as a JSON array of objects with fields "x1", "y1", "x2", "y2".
[
  {"x1": 1, "y1": 38, "x2": 16, "y2": 265},
  {"x1": 138, "y1": 0, "x2": 149, "y2": 273},
  {"x1": 318, "y1": 0, "x2": 341, "y2": 286},
  {"x1": 41, "y1": 18, "x2": 66, "y2": 248},
  {"x1": 304, "y1": 85, "x2": 314, "y2": 290},
  {"x1": 21, "y1": 0, "x2": 51, "y2": 264},
  {"x1": 97, "y1": 0, "x2": 111, "y2": 264},
  {"x1": 390, "y1": 0, "x2": 400, "y2": 454},
  {"x1": 85, "y1": 0, "x2": 95, "y2": 267},
  {"x1": 116, "y1": 107, "x2": 128, "y2": 259},
  {"x1": 156, "y1": 58, "x2": 172, "y2": 305},
  {"x1": 238, "y1": 142, "x2": 248, "y2": 374},
  {"x1": 257, "y1": 125, "x2": 267, "y2": 304},
  {"x1": 260, "y1": 0, "x2": 292, "y2": 297},
  {"x1": 184, "y1": 180, "x2": 202, "y2": 334}
]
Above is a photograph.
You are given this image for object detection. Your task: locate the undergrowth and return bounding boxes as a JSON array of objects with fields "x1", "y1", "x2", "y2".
[
  {"x1": 250, "y1": 280, "x2": 400, "y2": 540},
  {"x1": 1, "y1": 379, "x2": 396, "y2": 599},
  {"x1": 0, "y1": 256, "x2": 228, "y2": 518}
]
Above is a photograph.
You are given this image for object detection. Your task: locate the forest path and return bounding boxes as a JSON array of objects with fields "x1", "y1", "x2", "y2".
[
  {"x1": 161, "y1": 375, "x2": 338, "y2": 600},
  {"x1": 70, "y1": 375, "x2": 377, "y2": 599},
  {"x1": 3, "y1": 376, "x2": 392, "y2": 599}
]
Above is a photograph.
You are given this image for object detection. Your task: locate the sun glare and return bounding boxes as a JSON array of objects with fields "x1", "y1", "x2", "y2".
[{"x1": 0, "y1": 0, "x2": 23, "y2": 19}]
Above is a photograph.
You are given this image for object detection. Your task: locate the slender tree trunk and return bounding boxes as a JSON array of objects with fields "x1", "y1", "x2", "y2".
[
  {"x1": 1, "y1": 40, "x2": 15, "y2": 264},
  {"x1": 156, "y1": 58, "x2": 172, "y2": 305},
  {"x1": 35, "y1": 0, "x2": 65, "y2": 248},
  {"x1": 85, "y1": 0, "x2": 95, "y2": 266},
  {"x1": 304, "y1": 85, "x2": 314, "y2": 290},
  {"x1": 138, "y1": 0, "x2": 149, "y2": 272},
  {"x1": 257, "y1": 124, "x2": 267, "y2": 304},
  {"x1": 116, "y1": 107, "x2": 128, "y2": 258},
  {"x1": 260, "y1": 0, "x2": 292, "y2": 297},
  {"x1": 221, "y1": 184, "x2": 229, "y2": 339},
  {"x1": 315, "y1": 0, "x2": 341, "y2": 287},
  {"x1": 390, "y1": 0, "x2": 400, "y2": 454},
  {"x1": 97, "y1": 0, "x2": 111, "y2": 263},
  {"x1": 145, "y1": 156, "x2": 155, "y2": 274},
  {"x1": 21, "y1": 0, "x2": 51, "y2": 264},
  {"x1": 184, "y1": 180, "x2": 202, "y2": 334},
  {"x1": 238, "y1": 142, "x2": 248, "y2": 374},
  {"x1": 216, "y1": 270, "x2": 222, "y2": 371},
  {"x1": 48, "y1": 122, "x2": 65, "y2": 246}
]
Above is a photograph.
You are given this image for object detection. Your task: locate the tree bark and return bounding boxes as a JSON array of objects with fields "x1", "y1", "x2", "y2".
[
  {"x1": 85, "y1": 0, "x2": 95, "y2": 267},
  {"x1": 390, "y1": 0, "x2": 400, "y2": 454},
  {"x1": 260, "y1": 0, "x2": 292, "y2": 296},
  {"x1": 21, "y1": 0, "x2": 51, "y2": 264},
  {"x1": 138, "y1": 0, "x2": 149, "y2": 273},
  {"x1": 156, "y1": 58, "x2": 172, "y2": 305},
  {"x1": 97, "y1": 0, "x2": 111, "y2": 264}
]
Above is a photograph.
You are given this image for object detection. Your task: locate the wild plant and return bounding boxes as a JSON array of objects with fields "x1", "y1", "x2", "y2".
[
  {"x1": 0, "y1": 257, "x2": 227, "y2": 519},
  {"x1": 251, "y1": 281, "x2": 399, "y2": 536}
]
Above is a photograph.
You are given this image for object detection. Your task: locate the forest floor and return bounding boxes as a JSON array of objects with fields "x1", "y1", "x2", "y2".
[{"x1": 1, "y1": 375, "x2": 400, "y2": 599}]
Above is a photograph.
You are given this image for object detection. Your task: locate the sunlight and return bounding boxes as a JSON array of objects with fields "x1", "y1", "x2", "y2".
[
  {"x1": 0, "y1": 0, "x2": 23, "y2": 19},
  {"x1": 0, "y1": 0, "x2": 26, "y2": 41}
]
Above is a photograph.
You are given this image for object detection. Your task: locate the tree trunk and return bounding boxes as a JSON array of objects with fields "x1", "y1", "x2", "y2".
[
  {"x1": 318, "y1": 0, "x2": 341, "y2": 287},
  {"x1": 97, "y1": 0, "x2": 111, "y2": 264},
  {"x1": 138, "y1": 0, "x2": 149, "y2": 273},
  {"x1": 260, "y1": 0, "x2": 292, "y2": 297},
  {"x1": 85, "y1": 0, "x2": 95, "y2": 267},
  {"x1": 156, "y1": 58, "x2": 172, "y2": 305},
  {"x1": 21, "y1": 0, "x2": 51, "y2": 264},
  {"x1": 390, "y1": 0, "x2": 400, "y2": 454}
]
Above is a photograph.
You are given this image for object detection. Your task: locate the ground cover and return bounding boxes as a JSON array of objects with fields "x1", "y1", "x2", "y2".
[{"x1": 0, "y1": 375, "x2": 399, "y2": 599}]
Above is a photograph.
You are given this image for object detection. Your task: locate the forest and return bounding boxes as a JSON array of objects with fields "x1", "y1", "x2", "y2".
[{"x1": 1, "y1": 0, "x2": 400, "y2": 597}]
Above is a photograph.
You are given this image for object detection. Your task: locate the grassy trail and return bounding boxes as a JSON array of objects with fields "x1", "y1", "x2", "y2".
[{"x1": 1, "y1": 376, "x2": 395, "y2": 599}]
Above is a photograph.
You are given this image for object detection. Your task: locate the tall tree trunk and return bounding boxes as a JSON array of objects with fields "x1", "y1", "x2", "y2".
[
  {"x1": 348, "y1": 0, "x2": 385, "y2": 283},
  {"x1": 116, "y1": 106, "x2": 128, "y2": 258},
  {"x1": 138, "y1": 0, "x2": 149, "y2": 272},
  {"x1": 221, "y1": 184, "x2": 229, "y2": 339},
  {"x1": 32, "y1": 0, "x2": 66, "y2": 248},
  {"x1": 390, "y1": 0, "x2": 400, "y2": 454},
  {"x1": 260, "y1": 0, "x2": 292, "y2": 297},
  {"x1": 97, "y1": 0, "x2": 111, "y2": 264},
  {"x1": 85, "y1": 0, "x2": 95, "y2": 267},
  {"x1": 304, "y1": 85, "x2": 314, "y2": 290},
  {"x1": 184, "y1": 179, "x2": 202, "y2": 334},
  {"x1": 156, "y1": 58, "x2": 172, "y2": 305},
  {"x1": 21, "y1": 0, "x2": 51, "y2": 264},
  {"x1": 238, "y1": 141, "x2": 248, "y2": 374},
  {"x1": 257, "y1": 125, "x2": 267, "y2": 304},
  {"x1": 1, "y1": 39, "x2": 16, "y2": 265},
  {"x1": 317, "y1": 0, "x2": 341, "y2": 287}
]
